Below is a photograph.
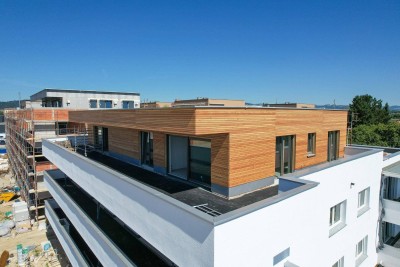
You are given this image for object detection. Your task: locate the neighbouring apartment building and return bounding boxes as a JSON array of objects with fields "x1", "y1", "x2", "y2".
[
  {"x1": 39, "y1": 106, "x2": 400, "y2": 266},
  {"x1": 4, "y1": 89, "x2": 140, "y2": 221},
  {"x1": 172, "y1": 97, "x2": 245, "y2": 107}
]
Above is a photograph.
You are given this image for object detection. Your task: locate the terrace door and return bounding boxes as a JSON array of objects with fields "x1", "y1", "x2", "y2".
[
  {"x1": 141, "y1": 131, "x2": 154, "y2": 167},
  {"x1": 275, "y1": 135, "x2": 295, "y2": 176},
  {"x1": 327, "y1": 131, "x2": 339, "y2": 161},
  {"x1": 168, "y1": 135, "x2": 188, "y2": 179}
]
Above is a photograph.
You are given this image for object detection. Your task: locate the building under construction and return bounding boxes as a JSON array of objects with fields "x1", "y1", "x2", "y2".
[{"x1": 4, "y1": 108, "x2": 82, "y2": 220}]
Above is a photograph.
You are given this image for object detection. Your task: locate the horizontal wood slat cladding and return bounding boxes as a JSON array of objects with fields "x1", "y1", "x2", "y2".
[
  {"x1": 108, "y1": 127, "x2": 140, "y2": 160},
  {"x1": 153, "y1": 132, "x2": 166, "y2": 168},
  {"x1": 74, "y1": 108, "x2": 348, "y2": 188}
]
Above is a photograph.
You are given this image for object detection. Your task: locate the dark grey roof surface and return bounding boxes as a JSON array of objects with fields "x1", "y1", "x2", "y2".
[{"x1": 83, "y1": 151, "x2": 279, "y2": 215}]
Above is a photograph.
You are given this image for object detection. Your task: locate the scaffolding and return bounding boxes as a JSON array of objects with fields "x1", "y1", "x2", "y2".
[{"x1": 4, "y1": 108, "x2": 83, "y2": 221}]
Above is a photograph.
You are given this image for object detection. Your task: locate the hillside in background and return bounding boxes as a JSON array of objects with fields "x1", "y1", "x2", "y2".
[{"x1": 0, "y1": 100, "x2": 19, "y2": 109}]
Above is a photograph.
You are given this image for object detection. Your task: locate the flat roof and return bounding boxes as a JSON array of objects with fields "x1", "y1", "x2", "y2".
[{"x1": 31, "y1": 88, "x2": 140, "y2": 99}]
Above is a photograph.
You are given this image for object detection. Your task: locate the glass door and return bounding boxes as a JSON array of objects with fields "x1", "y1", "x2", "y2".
[
  {"x1": 141, "y1": 132, "x2": 153, "y2": 167},
  {"x1": 275, "y1": 135, "x2": 295, "y2": 176},
  {"x1": 328, "y1": 131, "x2": 339, "y2": 161}
]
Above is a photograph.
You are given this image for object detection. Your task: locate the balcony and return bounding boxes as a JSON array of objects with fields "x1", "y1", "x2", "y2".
[
  {"x1": 378, "y1": 221, "x2": 400, "y2": 266},
  {"x1": 45, "y1": 172, "x2": 174, "y2": 266},
  {"x1": 45, "y1": 199, "x2": 97, "y2": 267}
]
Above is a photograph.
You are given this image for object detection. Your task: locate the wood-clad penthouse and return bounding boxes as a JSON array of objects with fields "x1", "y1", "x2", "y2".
[{"x1": 70, "y1": 107, "x2": 348, "y2": 198}]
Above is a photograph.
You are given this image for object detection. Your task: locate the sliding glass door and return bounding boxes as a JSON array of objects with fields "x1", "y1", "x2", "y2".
[{"x1": 168, "y1": 135, "x2": 211, "y2": 186}]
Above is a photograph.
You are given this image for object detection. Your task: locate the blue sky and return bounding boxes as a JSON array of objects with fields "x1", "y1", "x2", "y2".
[{"x1": 0, "y1": 1, "x2": 399, "y2": 105}]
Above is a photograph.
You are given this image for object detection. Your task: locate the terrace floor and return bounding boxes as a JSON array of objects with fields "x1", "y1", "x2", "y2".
[{"x1": 78, "y1": 149, "x2": 279, "y2": 216}]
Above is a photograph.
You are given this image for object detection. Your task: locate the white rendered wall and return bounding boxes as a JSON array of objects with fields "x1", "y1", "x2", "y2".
[
  {"x1": 35, "y1": 91, "x2": 140, "y2": 109},
  {"x1": 214, "y1": 151, "x2": 383, "y2": 267},
  {"x1": 43, "y1": 140, "x2": 214, "y2": 266}
]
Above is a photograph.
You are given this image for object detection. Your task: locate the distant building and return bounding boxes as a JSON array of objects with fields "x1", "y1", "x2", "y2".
[
  {"x1": 264, "y1": 103, "x2": 316, "y2": 108},
  {"x1": 31, "y1": 88, "x2": 141, "y2": 109},
  {"x1": 5, "y1": 88, "x2": 140, "y2": 221},
  {"x1": 172, "y1": 98, "x2": 245, "y2": 107},
  {"x1": 141, "y1": 101, "x2": 172, "y2": 108}
]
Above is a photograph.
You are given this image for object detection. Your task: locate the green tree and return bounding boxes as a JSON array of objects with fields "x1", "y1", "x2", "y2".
[
  {"x1": 349, "y1": 94, "x2": 390, "y2": 127},
  {"x1": 352, "y1": 123, "x2": 400, "y2": 147}
]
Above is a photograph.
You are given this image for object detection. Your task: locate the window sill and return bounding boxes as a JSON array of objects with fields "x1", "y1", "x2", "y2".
[
  {"x1": 357, "y1": 206, "x2": 370, "y2": 218},
  {"x1": 355, "y1": 254, "x2": 368, "y2": 267},
  {"x1": 329, "y1": 222, "x2": 346, "y2": 237},
  {"x1": 307, "y1": 153, "x2": 316, "y2": 158}
]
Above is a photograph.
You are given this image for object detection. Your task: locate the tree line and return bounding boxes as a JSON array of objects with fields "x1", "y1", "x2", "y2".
[{"x1": 349, "y1": 94, "x2": 400, "y2": 147}]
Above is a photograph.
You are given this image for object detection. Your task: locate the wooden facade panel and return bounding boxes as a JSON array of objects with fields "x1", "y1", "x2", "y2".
[
  {"x1": 153, "y1": 132, "x2": 166, "y2": 168},
  {"x1": 75, "y1": 108, "x2": 348, "y2": 189},
  {"x1": 108, "y1": 127, "x2": 139, "y2": 160}
]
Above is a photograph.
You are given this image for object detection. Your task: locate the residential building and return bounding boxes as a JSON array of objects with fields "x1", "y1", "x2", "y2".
[
  {"x1": 41, "y1": 106, "x2": 394, "y2": 266},
  {"x1": 31, "y1": 88, "x2": 140, "y2": 109},
  {"x1": 4, "y1": 89, "x2": 140, "y2": 221},
  {"x1": 264, "y1": 102, "x2": 316, "y2": 108},
  {"x1": 375, "y1": 146, "x2": 400, "y2": 266},
  {"x1": 172, "y1": 98, "x2": 245, "y2": 107},
  {"x1": 140, "y1": 101, "x2": 172, "y2": 108}
]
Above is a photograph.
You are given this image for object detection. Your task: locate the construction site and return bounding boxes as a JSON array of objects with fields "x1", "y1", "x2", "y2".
[
  {"x1": 0, "y1": 108, "x2": 84, "y2": 266},
  {"x1": 4, "y1": 109, "x2": 81, "y2": 222}
]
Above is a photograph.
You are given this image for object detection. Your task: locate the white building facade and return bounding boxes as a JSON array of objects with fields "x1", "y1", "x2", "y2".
[
  {"x1": 41, "y1": 136, "x2": 397, "y2": 267},
  {"x1": 30, "y1": 88, "x2": 140, "y2": 109}
]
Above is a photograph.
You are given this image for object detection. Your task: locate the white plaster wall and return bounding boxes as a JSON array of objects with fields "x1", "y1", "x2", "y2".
[
  {"x1": 42, "y1": 91, "x2": 140, "y2": 109},
  {"x1": 43, "y1": 140, "x2": 214, "y2": 266},
  {"x1": 214, "y1": 151, "x2": 383, "y2": 267}
]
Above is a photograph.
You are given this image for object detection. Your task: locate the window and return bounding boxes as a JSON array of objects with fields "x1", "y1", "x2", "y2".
[
  {"x1": 327, "y1": 130, "x2": 340, "y2": 161},
  {"x1": 141, "y1": 132, "x2": 154, "y2": 167},
  {"x1": 275, "y1": 135, "x2": 295, "y2": 176},
  {"x1": 307, "y1": 133, "x2": 316, "y2": 156},
  {"x1": 122, "y1": 101, "x2": 135, "y2": 109},
  {"x1": 89, "y1": 99, "x2": 97, "y2": 108},
  {"x1": 358, "y1": 187, "x2": 370, "y2": 216},
  {"x1": 332, "y1": 257, "x2": 344, "y2": 267},
  {"x1": 99, "y1": 100, "x2": 112, "y2": 108},
  {"x1": 355, "y1": 236, "x2": 368, "y2": 266},
  {"x1": 329, "y1": 200, "x2": 346, "y2": 236}
]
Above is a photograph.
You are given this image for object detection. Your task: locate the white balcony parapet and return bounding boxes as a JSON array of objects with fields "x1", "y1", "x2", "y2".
[
  {"x1": 43, "y1": 139, "x2": 214, "y2": 266},
  {"x1": 44, "y1": 173, "x2": 134, "y2": 267},
  {"x1": 45, "y1": 200, "x2": 89, "y2": 267},
  {"x1": 382, "y1": 199, "x2": 400, "y2": 225}
]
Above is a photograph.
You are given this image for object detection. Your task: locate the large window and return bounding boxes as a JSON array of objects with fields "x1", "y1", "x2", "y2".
[
  {"x1": 168, "y1": 136, "x2": 211, "y2": 186},
  {"x1": 327, "y1": 131, "x2": 340, "y2": 161},
  {"x1": 307, "y1": 133, "x2": 316, "y2": 156},
  {"x1": 329, "y1": 200, "x2": 346, "y2": 236},
  {"x1": 122, "y1": 101, "x2": 135, "y2": 109},
  {"x1": 93, "y1": 126, "x2": 108, "y2": 151},
  {"x1": 141, "y1": 132, "x2": 154, "y2": 167},
  {"x1": 358, "y1": 187, "x2": 370, "y2": 217},
  {"x1": 275, "y1": 135, "x2": 295, "y2": 176},
  {"x1": 89, "y1": 99, "x2": 97, "y2": 108},
  {"x1": 99, "y1": 100, "x2": 112, "y2": 108},
  {"x1": 332, "y1": 257, "x2": 344, "y2": 267},
  {"x1": 355, "y1": 236, "x2": 368, "y2": 266},
  {"x1": 189, "y1": 139, "x2": 211, "y2": 185}
]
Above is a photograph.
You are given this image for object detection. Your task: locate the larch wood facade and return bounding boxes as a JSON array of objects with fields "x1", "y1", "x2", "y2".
[{"x1": 71, "y1": 108, "x2": 348, "y2": 191}]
